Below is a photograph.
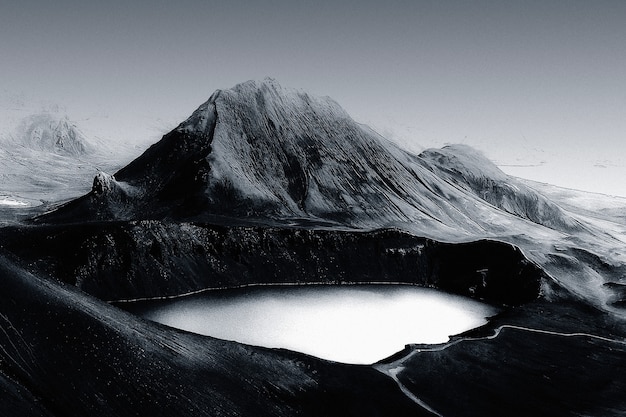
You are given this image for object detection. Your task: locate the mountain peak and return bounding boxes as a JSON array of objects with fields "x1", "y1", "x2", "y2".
[
  {"x1": 224, "y1": 78, "x2": 350, "y2": 120},
  {"x1": 175, "y1": 78, "x2": 350, "y2": 138},
  {"x1": 12, "y1": 112, "x2": 90, "y2": 156},
  {"x1": 176, "y1": 90, "x2": 220, "y2": 135}
]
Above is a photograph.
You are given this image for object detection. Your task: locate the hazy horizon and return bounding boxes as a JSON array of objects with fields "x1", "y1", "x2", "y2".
[{"x1": 2, "y1": 1, "x2": 626, "y2": 196}]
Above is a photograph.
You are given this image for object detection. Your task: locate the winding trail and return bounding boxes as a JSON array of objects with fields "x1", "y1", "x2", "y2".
[
  {"x1": 374, "y1": 324, "x2": 626, "y2": 416},
  {"x1": 384, "y1": 365, "x2": 444, "y2": 417}
]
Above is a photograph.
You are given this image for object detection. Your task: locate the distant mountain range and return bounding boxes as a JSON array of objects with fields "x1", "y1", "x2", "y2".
[
  {"x1": 11, "y1": 113, "x2": 91, "y2": 156},
  {"x1": 0, "y1": 110, "x2": 154, "y2": 210}
]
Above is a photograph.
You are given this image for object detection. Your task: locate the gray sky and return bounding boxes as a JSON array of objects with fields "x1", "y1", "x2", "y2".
[{"x1": 2, "y1": 1, "x2": 626, "y2": 195}]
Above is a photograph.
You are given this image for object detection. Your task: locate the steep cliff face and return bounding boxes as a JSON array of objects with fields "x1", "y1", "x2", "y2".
[{"x1": 1, "y1": 222, "x2": 544, "y2": 305}]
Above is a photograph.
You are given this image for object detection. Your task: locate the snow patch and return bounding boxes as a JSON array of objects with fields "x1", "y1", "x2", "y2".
[
  {"x1": 0, "y1": 195, "x2": 40, "y2": 207},
  {"x1": 0, "y1": 197, "x2": 28, "y2": 207}
]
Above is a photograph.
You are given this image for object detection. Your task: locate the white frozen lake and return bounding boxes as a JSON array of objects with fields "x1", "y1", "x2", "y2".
[{"x1": 126, "y1": 285, "x2": 499, "y2": 364}]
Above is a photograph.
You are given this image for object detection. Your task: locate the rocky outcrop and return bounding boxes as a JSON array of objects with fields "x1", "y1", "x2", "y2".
[{"x1": 34, "y1": 80, "x2": 574, "y2": 240}]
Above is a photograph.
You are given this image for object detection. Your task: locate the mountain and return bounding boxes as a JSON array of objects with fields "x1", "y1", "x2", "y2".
[
  {"x1": 2, "y1": 79, "x2": 626, "y2": 416},
  {"x1": 38, "y1": 80, "x2": 581, "y2": 235},
  {"x1": 419, "y1": 144, "x2": 584, "y2": 232},
  {"x1": 12, "y1": 113, "x2": 91, "y2": 156}
]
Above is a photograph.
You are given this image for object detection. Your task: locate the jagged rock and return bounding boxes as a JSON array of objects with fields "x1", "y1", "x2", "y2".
[{"x1": 92, "y1": 172, "x2": 114, "y2": 195}]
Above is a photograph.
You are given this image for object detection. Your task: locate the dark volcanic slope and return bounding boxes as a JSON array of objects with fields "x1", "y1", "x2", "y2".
[
  {"x1": 379, "y1": 314, "x2": 626, "y2": 417},
  {"x1": 0, "y1": 253, "x2": 429, "y2": 417}
]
